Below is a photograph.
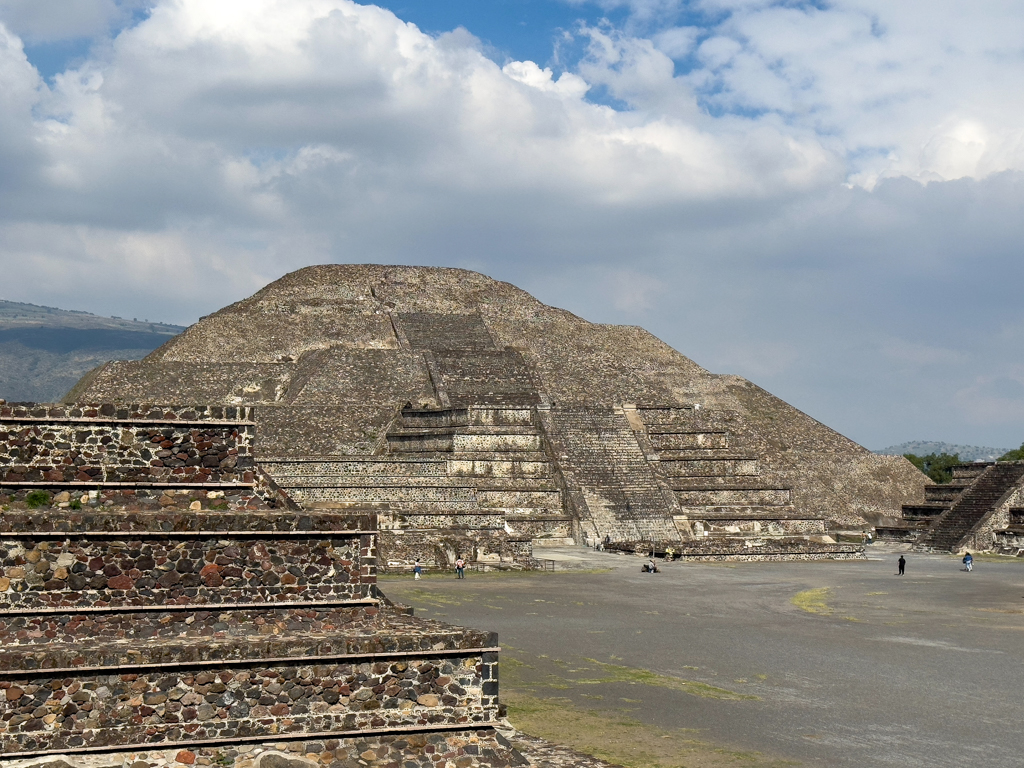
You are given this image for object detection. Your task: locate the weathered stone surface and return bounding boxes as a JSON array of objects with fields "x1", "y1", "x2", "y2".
[
  {"x1": 65, "y1": 265, "x2": 925, "y2": 549},
  {"x1": 0, "y1": 406, "x2": 255, "y2": 486}
]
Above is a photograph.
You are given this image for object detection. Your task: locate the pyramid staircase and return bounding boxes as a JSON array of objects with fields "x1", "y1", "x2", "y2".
[
  {"x1": 877, "y1": 464, "x2": 985, "y2": 541},
  {"x1": 914, "y1": 462, "x2": 1024, "y2": 552},
  {"x1": 542, "y1": 406, "x2": 681, "y2": 543}
]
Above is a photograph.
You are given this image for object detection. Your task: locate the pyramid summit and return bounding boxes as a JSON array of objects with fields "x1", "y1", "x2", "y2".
[{"x1": 69, "y1": 264, "x2": 925, "y2": 561}]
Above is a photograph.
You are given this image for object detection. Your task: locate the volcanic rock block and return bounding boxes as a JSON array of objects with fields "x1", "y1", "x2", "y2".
[{"x1": 0, "y1": 511, "x2": 507, "y2": 762}]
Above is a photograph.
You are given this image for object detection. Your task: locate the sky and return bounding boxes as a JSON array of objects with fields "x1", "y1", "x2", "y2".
[{"x1": 0, "y1": 0, "x2": 1023, "y2": 450}]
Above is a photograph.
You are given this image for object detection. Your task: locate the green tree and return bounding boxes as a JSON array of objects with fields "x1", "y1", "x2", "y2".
[
  {"x1": 904, "y1": 452, "x2": 961, "y2": 484},
  {"x1": 999, "y1": 443, "x2": 1024, "y2": 461}
]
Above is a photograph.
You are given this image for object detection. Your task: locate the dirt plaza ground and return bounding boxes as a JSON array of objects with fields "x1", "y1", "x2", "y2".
[{"x1": 382, "y1": 547, "x2": 1024, "y2": 768}]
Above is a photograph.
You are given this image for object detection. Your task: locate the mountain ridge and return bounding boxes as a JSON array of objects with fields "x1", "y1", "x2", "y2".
[
  {"x1": 0, "y1": 300, "x2": 184, "y2": 403},
  {"x1": 874, "y1": 441, "x2": 1012, "y2": 463}
]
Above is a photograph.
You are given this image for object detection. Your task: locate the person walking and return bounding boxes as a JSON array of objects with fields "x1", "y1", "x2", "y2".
[
  {"x1": 455, "y1": 557, "x2": 466, "y2": 579},
  {"x1": 898, "y1": 555, "x2": 906, "y2": 575},
  {"x1": 963, "y1": 552, "x2": 973, "y2": 572},
  {"x1": 413, "y1": 560, "x2": 422, "y2": 580}
]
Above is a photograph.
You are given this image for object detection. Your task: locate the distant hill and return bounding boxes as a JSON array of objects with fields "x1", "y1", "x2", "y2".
[
  {"x1": 0, "y1": 300, "x2": 184, "y2": 403},
  {"x1": 874, "y1": 441, "x2": 1012, "y2": 463}
]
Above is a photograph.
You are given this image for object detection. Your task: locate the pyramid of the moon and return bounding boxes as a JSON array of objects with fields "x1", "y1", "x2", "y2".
[{"x1": 70, "y1": 265, "x2": 925, "y2": 558}]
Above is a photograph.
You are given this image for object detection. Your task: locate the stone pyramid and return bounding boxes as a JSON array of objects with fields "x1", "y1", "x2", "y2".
[{"x1": 69, "y1": 265, "x2": 925, "y2": 562}]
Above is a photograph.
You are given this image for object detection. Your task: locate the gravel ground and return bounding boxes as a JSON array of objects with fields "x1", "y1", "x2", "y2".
[{"x1": 382, "y1": 546, "x2": 1024, "y2": 768}]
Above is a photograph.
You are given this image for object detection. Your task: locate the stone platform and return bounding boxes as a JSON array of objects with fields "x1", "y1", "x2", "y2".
[{"x1": 0, "y1": 508, "x2": 508, "y2": 766}]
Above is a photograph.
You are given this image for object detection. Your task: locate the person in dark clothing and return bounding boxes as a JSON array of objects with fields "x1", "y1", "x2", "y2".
[{"x1": 898, "y1": 555, "x2": 906, "y2": 575}]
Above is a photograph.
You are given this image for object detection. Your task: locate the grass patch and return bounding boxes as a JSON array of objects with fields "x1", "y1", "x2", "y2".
[
  {"x1": 576, "y1": 659, "x2": 758, "y2": 701},
  {"x1": 501, "y1": 652, "x2": 756, "y2": 702},
  {"x1": 504, "y1": 691, "x2": 795, "y2": 768},
  {"x1": 25, "y1": 490, "x2": 51, "y2": 509},
  {"x1": 791, "y1": 588, "x2": 833, "y2": 616}
]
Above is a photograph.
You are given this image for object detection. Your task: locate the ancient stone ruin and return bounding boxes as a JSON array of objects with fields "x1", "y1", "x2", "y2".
[
  {"x1": 58, "y1": 265, "x2": 924, "y2": 565},
  {"x1": 878, "y1": 460, "x2": 1024, "y2": 554},
  {"x1": 0, "y1": 403, "x2": 532, "y2": 768},
  {"x1": 0, "y1": 400, "x2": 631, "y2": 768},
  {"x1": 0, "y1": 265, "x2": 935, "y2": 767}
]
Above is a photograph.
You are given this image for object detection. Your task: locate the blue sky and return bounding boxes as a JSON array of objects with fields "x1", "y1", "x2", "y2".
[{"x1": 1, "y1": 0, "x2": 1024, "y2": 450}]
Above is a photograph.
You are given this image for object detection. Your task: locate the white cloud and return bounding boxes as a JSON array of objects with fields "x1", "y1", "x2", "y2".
[
  {"x1": 0, "y1": 0, "x2": 148, "y2": 42},
  {"x1": 0, "y1": 0, "x2": 1022, "y2": 447}
]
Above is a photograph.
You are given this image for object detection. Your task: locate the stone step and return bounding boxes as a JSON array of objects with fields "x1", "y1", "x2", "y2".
[
  {"x1": 288, "y1": 492, "x2": 482, "y2": 510},
  {"x1": 388, "y1": 433, "x2": 542, "y2": 453},
  {"x1": 478, "y1": 490, "x2": 561, "y2": 508},
  {"x1": 901, "y1": 503, "x2": 949, "y2": 518},
  {"x1": 283, "y1": 486, "x2": 478, "y2": 503},
  {"x1": 654, "y1": 449, "x2": 742, "y2": 460},
  {"x1": 0, "y1": 623, "x2": 497, "y2": 755},
  {"x1": 0, "y1": 511, "x2": 375, "y2": 613},
  {"x1": 674, "y1": 488, "x2": 792, "y2": 506},
  {"x1": 667, "y1": 478, "x2": 787, "y2": 490},
  {"x1": 273, "y1": 475, "x2": 556, "y2": 492},
  {"x1": 389, "y1": 425, "x2": 540, "y2": 437},
  {"x1": 262, "y1": 459, "x2": 447, "y2": 477},
  {"x1": 447, "y1": 459, "x2": 554, "y2": 478},
  {"x1": 380, "y1": 511, "x2": 508, "y2": 530},
  {"x1": 657, "y1": 458, "x2": 759, "y2": 477},
  {"x1": 675, "y1": 505, "x2": 802, "y2": 519}
]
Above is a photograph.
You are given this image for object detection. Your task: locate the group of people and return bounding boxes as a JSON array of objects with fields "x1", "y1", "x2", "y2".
[
  {"x1": 895, "y1": 552, "x2": 974, "y2": 576},
  {"x1": 411, "y1": 550, "x2": 976, "y2": 580},
  {"x1": 412, "y1": 557, "x2": 467, "y2": 580}
]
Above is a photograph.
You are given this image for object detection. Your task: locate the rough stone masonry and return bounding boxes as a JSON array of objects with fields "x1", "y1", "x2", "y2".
[{"x1": 64, "y1": 265, "x2": 926, "y2": 565}]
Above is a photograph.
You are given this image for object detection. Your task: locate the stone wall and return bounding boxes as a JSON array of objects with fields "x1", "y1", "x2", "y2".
[
  {"x1": 379, "y1": 530, "x2": 533, "y2": 571},
  {"x1": 0, "y1": 530, "x2": 371, "y2": 611},
  {"x1": 0, "y1": 487, "x2": 271, "y2": 512},
  {"x1": 0, "y1": 731, "x2": 526, "y2": 768},
  {"x1": 609, "y1": 538, "x2": 864, "y2": 561},
  {"x1": 0, "y1": 650, "x2": 498, "y2": 754},
  {"x1": 682, "y1": 517, "x2": 826, "y2": 536},
  {"x1": 0, "y1": 404, "x2": 255, "y2": 486},
  {"x1": 0, "y1": 503, "x2": 507, "y2": 760}
]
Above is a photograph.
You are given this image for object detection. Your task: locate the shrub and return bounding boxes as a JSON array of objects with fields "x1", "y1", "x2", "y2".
[
  {"x1": 70, "y1": 498, "x2": 82, "y2": 510},
  {"x1": 25, "y1": 490, "x2": 52, "y2": 508},
  {"x1": 999, "y1": 443, "x2": 1024, "y2": 462},
  {"x1": 904, "y1": 452, "x2": 960, "y2": 484}
]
